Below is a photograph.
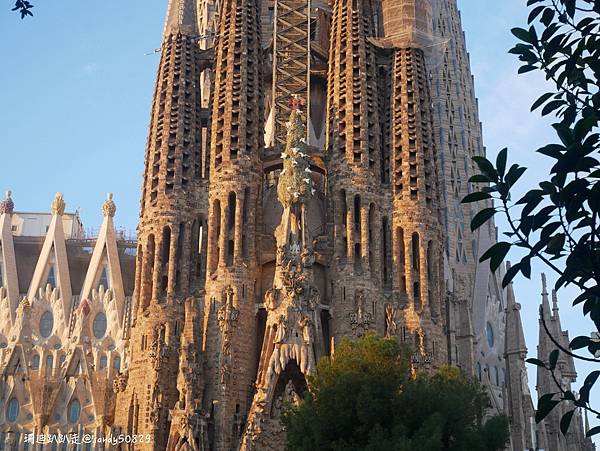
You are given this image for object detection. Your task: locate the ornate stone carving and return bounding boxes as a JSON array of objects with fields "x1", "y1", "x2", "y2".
[
  {"x1": 280, "y1": 261, "x2": 306, "y2": 301},
  {"x1": 102, "y1": 192, "x2": 117, "y2": 218},
  {"x1": 51, "y1": 192, "x2": 66, "y2": 216},
  {"x1": 0, "y1": 190, "x2": 14, "y2": 215},
  {"x1": 217, "y1": 286, "x2": 239, "y2": 356},
  {"x1": 273, "y1": 315, "x2": 288, "y2": 344},
  {"x1": 384, "y1": 303, "x2": 397, "y2": 338},
  {"x1": 276, "y1": 101, "x2": 314, "y2": 208},
  {"x1": 349, "y1": 289, "x2": 372, "y2": 336},
  {"x1": 265, "y1": 288, "x2": 280, "y2": 311},
  {"x1": 148, "y1": 324, "x2": 169, "y2": 370},
  {"x1": 113, "y1": 371, "x2": 129, "y2": 393},
  {"x1": 298, "y1": 316, "x2": 313, "y2": 345}
]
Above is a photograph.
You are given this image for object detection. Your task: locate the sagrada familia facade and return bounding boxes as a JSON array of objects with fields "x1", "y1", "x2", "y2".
[{"x1": 0, "y1": 0, "x2": 596, "y2": 450}]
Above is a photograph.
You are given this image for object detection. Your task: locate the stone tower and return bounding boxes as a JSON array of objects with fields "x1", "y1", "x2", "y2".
[
  {"x1": 201, "y1": 0, "x2": 264, "y2": 449},
  {"x1": 326, "y1": 0, "x2": 384, "y2": 342},
  {"x1": 113, "y1": 0, "x2": 211, "y2": 448},
  {"x1": 504, "y1": 263, "x2": 531, "y2": 451},
  {"x1": 378, "y1": 0, "x2": 446, "y2": 365}
]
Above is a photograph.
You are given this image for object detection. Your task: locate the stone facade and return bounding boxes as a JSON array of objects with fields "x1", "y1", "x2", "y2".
[
  {"x1": 0, "y1": 192, "x2": 136, "y2": 448},
  {"x1": 0, "y1": 1, "x2": 596, "y2": 450}
]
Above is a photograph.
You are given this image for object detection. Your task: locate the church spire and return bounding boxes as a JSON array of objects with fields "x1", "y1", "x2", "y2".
[
  {"x1": 113, "y1": 0, "x2": 210, "y2": 447},
  {"x1": 0, "y1": 190, "x2": 19, "y2": 326},
  {"x1": 504, "y1": 262, "x2": 529, "y2": 450},
  {"x1": 163, "y1": 0, "x2": 198, "y2": 37},
  {"x1": 505, "y1": 263, "x2": 526, "y2": 356}
]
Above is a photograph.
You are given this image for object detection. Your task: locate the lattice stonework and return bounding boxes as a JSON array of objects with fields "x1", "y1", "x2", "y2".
[{"x1": 272, "y1": 0, "x2": 311, "y2": 145}]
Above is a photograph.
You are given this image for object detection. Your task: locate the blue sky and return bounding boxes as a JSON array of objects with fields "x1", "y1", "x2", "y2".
[{"x1": 1, "y1": 0, "x2": 598, "y2": 440}]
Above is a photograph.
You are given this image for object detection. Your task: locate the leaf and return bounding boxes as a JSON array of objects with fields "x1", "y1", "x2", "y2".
[
  {"x1": 461, "y1": 192, "x2": 492, "y2": 204},
  {"x1": 531, "y1": 92, "x2": 554, "y2": 111},
  {"x1": 512, "y1": 27, "x2": 537, "y2": 45},
  {"x1": 473, "y1": 156, "x2": 498, "y2": 181},
  {"x1": 519, "y1": 65, "x2": 537, "y2": 74},
  {"x1": 542, "y1": 100, "x2": 564, "y2": 116},
  {"x1": 480, "y1": 242, "x2": 512, "y2": 273},
  {"x1": 570, "y1": 336, "x2": 591, "y2": 350},
  {"x1": 528, "y1": 4, "x2": 545, "y2": 23},
  {"x1": 502, "y1": 262, "x2": 521, "y2": 288},
  {"x1": 496, "y1": 148, "x2": 508, "y2": 178},
  {"x1": 541, "y1": 8, "x2": 555, "y2": 26},
  {"x1": 560, "y1": 410, "x2": 575, "y2": 435},
  {"x1": 536, "y1": 393, "x2": 559, "y2": 423},
  {"x1": 505, "y1": 165, "x2": 527, "y2": 188},
  {"x1": 469, "y1": 174, "x2": 492, "y2": 184},
  {"x1": 565, "y1": 0, "x2": 576, "y2": 18},
  {"x1": 546, "y1": 233, "x2": 565, "y2": 255},
  {"x1": 548, "y1": 349, "x2": 559, "y2": 370},
  {"x1": 471, "y1": 208, "x2": 496, "y2": 232},
  {"x1": 587, "y1": 426, "x2": 600, "y2": 437},
  {"x1": 526, "y1": 358, "x2": 546, "y2": 367},
  {"x1": 537, "y1": 144, "x2": 564, "y2": 159}
]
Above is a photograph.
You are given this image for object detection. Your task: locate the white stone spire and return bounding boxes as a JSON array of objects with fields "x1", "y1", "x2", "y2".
[
  {"x1": 0, "y1": 190, "x2": 19, "y2": 326},
  {"x1": 27, "y1": 193, "x2": 73, "y2": 318}
]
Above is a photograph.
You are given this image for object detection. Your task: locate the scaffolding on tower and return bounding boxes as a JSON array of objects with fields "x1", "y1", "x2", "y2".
[{"x1": 272, "y1": 0, "x2": 311, "y2": 146}]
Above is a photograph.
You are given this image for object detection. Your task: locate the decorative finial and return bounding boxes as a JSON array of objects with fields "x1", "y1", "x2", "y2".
[
  {"x1": 552, "y1": 289, "x2": 559, "y2": 311},
  {"x1": 51, "y1": 192, "x2": 66, "y2": 216},
  {"x1": 541, "y1": 273, "x2": 547, "y2": 294},
  {"x1": 0, "y1": 190, "x2": 14, "y2": 215},
  {"x1": 19, "y1": 297, "x2": 31, "y2": 312},
  {"x1": 277, "y1": 99, "x2": 314, "y2": 207},
  {"x1": 102, "y1": 192, "x2": 117, "y2": 218}
]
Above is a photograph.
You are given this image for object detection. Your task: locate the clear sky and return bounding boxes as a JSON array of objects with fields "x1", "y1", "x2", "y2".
[{"x1": 1, "y1": 0, "x2": 598, "y2": 441}]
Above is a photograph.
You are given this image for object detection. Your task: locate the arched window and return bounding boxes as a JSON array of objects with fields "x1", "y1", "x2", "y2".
[
  {"x1": 353, "y1": 195, "x2": 361, "y2": 229},
  {"x1": 92, "y1": 312, "x2": 107, "y2": 339},
  {"x1": 99, "y1": 355, "x2": 108, "y2": 369},
  {"x1": 161, "y1": 226, "x2": 172, "y2": 292},
  {"x1": 7, "y1": 398, "x2": 19, "y2": 422},
  {"x1": 46, "y1": 354, "x2": 54, "y2": 369},
  {"x1": 32, "y1": 353, "x2": 40, "y2": 369},
  {"x1": 39, "y1": 311, "x2": 54, "y2": 338},
  {"x1": 113, "y1": 356, "x2": 121, "y2": 370},
  {"x1": 476, "y1": 362, "x2": 482, "y2": 381},
  {"x1": 67, "y1": 399, "x2": 81, "y2": 423},
  {"x1": 494, "y1": 366, "x2": 500, "y2": 386},
  {"x1": 486, "y1": 322, "x2": 494, "y2": 348}
]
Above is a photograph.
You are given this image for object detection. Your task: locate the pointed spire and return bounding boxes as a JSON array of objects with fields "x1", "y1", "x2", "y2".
[
  {"x1": 163, "y1": 0, "x2": 198, "y2": 37},
  {"x1": 80, "y1": 193, "x2": 125, "y2": 322},
  {"x1": 505, "y1": 262, "x2": 527, "y2": 355},
  {"x1": 552, "y1": 288, "x2": 560, "y2": 316},
  {"x1": 0, "y1": 190, "x2": 20, "y2": 326},
  {"x1": 540, "y1": 273, "x2": 552, "y2": 322},
  {"x1": 27, "y1": 193, "x2": 72, "y2": 317}
]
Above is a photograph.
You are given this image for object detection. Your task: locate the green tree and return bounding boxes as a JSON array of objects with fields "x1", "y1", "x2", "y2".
[
  {"x1": 463, "y1": 0, "x2": 600, "y2": 437},
  {"x1": 282, "y1": 334, "x2": 508, "y2": 451}
]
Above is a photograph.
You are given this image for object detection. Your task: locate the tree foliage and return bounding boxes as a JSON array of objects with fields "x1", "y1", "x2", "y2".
[
  {"x1": 11, "y1": 0, "x2": 33, "y2": 18},
  {"x1": 463, "y1": 0, "x2": 600, "y2": 437},
  {"x1": 282, "y1": 334, "x2": 508, "y2": 451}
]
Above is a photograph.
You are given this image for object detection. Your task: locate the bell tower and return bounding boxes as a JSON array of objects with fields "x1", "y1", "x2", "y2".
[{"x1": 113, "y1": 0, "x2": 211, "y2": 448}]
